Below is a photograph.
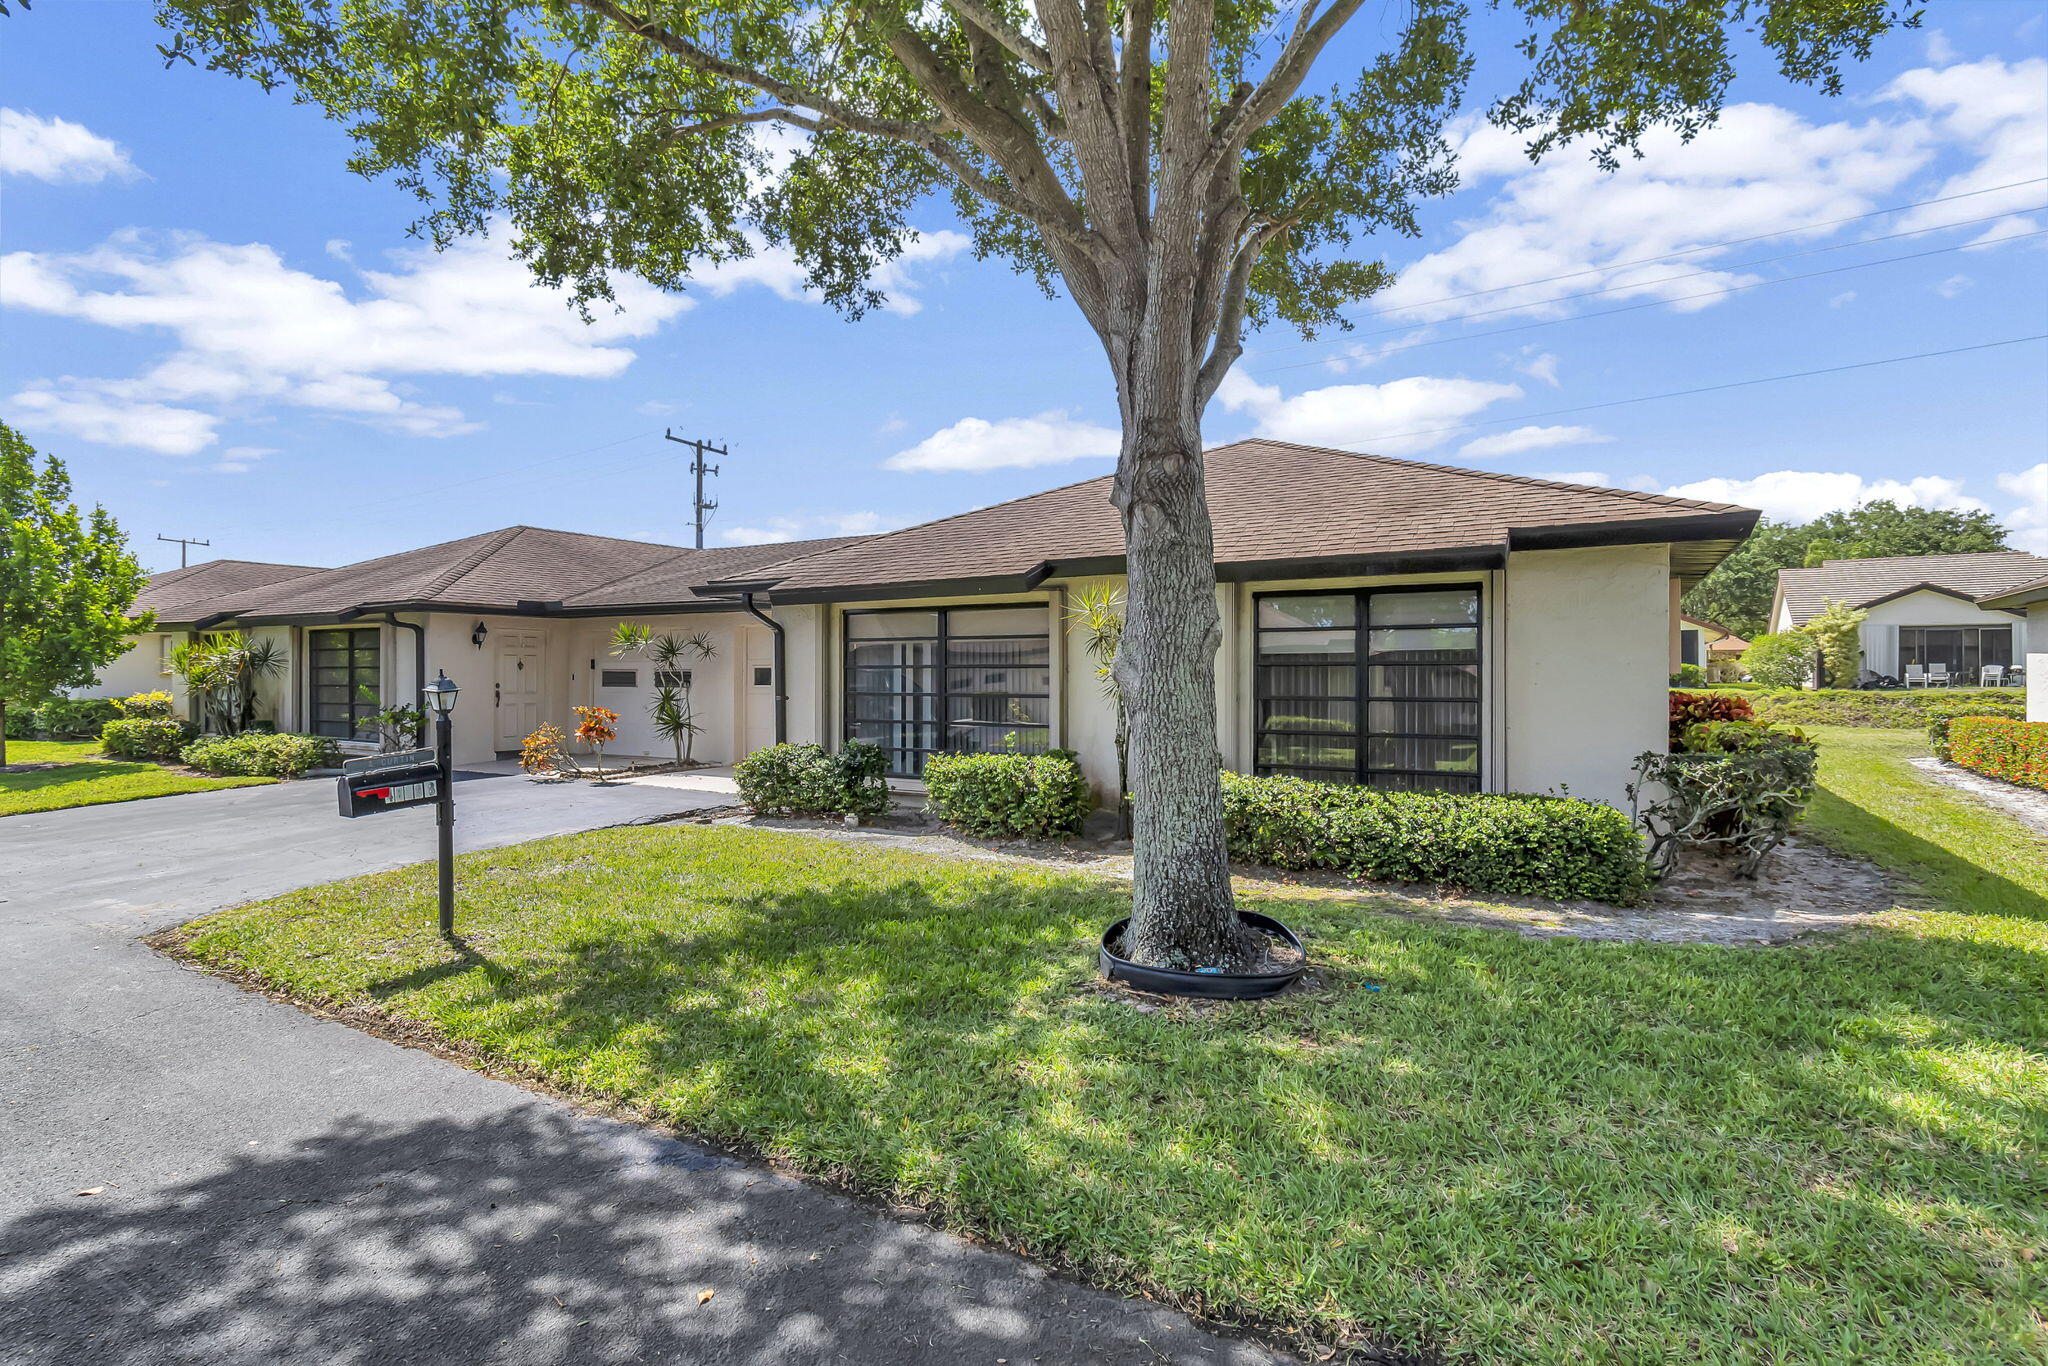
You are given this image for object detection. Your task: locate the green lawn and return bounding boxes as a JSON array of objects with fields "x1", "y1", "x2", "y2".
[
  {"x1": 171, "y1": 726, "x2": 2046, "y2": 1363},
  {"x1": 0, "y1": 739, "x2": 273, "y2": 816}
]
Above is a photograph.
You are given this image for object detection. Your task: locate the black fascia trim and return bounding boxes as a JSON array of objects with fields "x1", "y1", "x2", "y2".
[{"x1": 1508, "y1": 509, "x2": 1759, "y2": 553}]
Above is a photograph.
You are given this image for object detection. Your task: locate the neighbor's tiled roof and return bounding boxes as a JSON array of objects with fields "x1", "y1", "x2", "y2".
[
  {"x1": 735, "y1": 439, "x2": 1756, "y2": 595},
  {"x1": 136, "y1": 559, "x2": 326, "y2": 622},
  {"x1": 1775, "y1": 550, "x2": 2048, "y2": 626},
  {"x1": 161, "y1": 526, "x2": 877, "y2": 624},
  {"x1": 1977, "y1": 570, "x2": 2048, "y2": 609}
]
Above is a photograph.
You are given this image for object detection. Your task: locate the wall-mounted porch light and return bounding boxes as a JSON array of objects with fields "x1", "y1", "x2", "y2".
[{"x1": 471, "y1": 621, "x2": 488, "y2": 648}]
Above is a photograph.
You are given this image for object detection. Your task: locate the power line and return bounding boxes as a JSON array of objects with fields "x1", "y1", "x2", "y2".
[
  {"x1": 157, "y1": 533, "x2": 210, "y2": 568},
  {"x1": 1312, "y1": 334, "x2": 2048, "y2": 454},
  {"x1": 664, "y1": 431, "x2": 725, "y2": 550},
  {"x1": 1236, "y1": 175, "x2": 2039, "y2": 358},
  {"x1": 1250, "y1": 222, "x2": 2048, "y2": 376}
]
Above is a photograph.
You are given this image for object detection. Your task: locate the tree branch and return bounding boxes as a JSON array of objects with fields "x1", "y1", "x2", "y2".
[
  {"x1": 662, "y1": 107, "x2": 826, "y2": 143},
  {"x1": 1208, "y1": 0, "x2": 1367, "y2": 166},
  {"x1": 565, "y1": 0, "x2": 1094, "y2": 247},
  {"x1": 1195, "y1": 219, "x2": 1288, "y2": 409},
  {"x1": 939, "y1": 0, "x2": 1053, "y2": 73}
]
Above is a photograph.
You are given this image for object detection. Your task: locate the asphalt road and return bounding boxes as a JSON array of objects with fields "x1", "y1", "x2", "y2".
[{"x1": 0, "y1": 775, "x2": 1284, "y2": 1365}]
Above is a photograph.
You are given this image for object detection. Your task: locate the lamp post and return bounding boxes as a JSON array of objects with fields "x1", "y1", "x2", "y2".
[{"x1": 423, "y1": 670, "x2": 460, "y2": 937}]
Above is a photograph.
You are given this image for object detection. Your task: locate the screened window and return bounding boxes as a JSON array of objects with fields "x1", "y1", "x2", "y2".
[
  {"x1": 1898, "y1": 625, "x2": 2012, "y2": 682},
  {"x1": 845, "y1": 605, "x2": 1051, "y2": 776},
  {"x1": 599, "y1": 669, "x2": 637, "y2": 688},
  {"x1": 1254, "y1": 586, "x2": 1482, "y2": 793},
  {"x1": 308, "y1": 628, "x2": 380, "y2": 740}
]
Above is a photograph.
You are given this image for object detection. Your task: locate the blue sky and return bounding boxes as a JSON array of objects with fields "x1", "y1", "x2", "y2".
[{"x1": 3, "y1": 2, "x2": 2044, "y2": 575}]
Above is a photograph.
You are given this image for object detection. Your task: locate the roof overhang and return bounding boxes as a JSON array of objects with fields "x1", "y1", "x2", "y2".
[
  {"x1": 1853, "y1": 582, "x2": 2027, "y2": 617},
  {"x1": 1507, "y1": 508, "x2": 1759, "y2": 584},
  {"x1": 1977, "y1": 576, "x2": 2048, "y2": 611}
]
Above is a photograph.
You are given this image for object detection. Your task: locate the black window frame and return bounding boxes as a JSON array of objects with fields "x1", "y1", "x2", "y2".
[
  {"x1": 307, "y1": 626, "x2": 382, "y2": 741},
  {"x1": 843, "y1": 603, "x2": 1053, "y2": 777},
  {"x1": 1252, "y1": 583, "x2": 1486, "y2": 793},
  {"x1": 1897, "y1": 623, "x2": 2013, "y2": 679}
]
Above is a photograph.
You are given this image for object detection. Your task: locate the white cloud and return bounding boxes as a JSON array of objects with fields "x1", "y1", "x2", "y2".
[
  {"x1": 2, "y1": 224, "x2": 969, "y2": 453},
  {"x1": 1936, "y1": 272, "x2": 1973, "y2": 298},
  {"x1": 211, "y1": 444, "x2": 276, "y2": 474},
  {"x1": 1882, "y1": 57, "x2": 2048, "y2": 235},
  {"x1": 0, "y1": 109, "x2": 137, "y2": 183},
  {"x1": 1511, "y1": 349, "x2": 1561, "y2": 386},
  {"x1": 884, "y1": 410, "x2": 1120, "y2": 473},
  {"x1": 1662, "y1": 470, "x2": 1987, "y2": 522},
  {"x1": 718, "y1": 510, "x2": 907, "y2": 544},
  {"x1": 1216, "y1": 369, "x2": 1522, "y2": 455},
  {"x1": 1998, "y1": 463, "x2": 2048, "y2": 554},
  {"x1": 1828, "y1": 290, "x2": 1857, "y2": 308},
  {"x1": 1530, "y1": 470, "x2": 1616, "y2": 487},
  {"x1": 1384, "y1": 100, "x2": 1931, "y2": 324},
  {"x1": 1460, "y1": 423, "x2": 1610, "y2": 458},
  {"x1": 5, "y1": 383, "x2": 216, "y2": 455},
  {"x1": 697, "y1": 229, "x2": 969, "y2": 316}
]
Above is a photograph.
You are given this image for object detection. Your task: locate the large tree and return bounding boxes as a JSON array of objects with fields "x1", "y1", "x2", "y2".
[
  {"x1": 1684, "y1": 500, "x2": 2008, "y2": 639},
  {"x1": 158, "y1": 0, "x2": 1908, "y2": 967},
  {"x1": 0, "y1": 423, "x2": 152, "y2": 765}
]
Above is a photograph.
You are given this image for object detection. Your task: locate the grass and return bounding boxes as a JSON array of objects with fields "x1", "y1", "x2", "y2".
[
  {"x1": 0, "y1": 738, "x2": 273, "y2": 816},
  {"x1": 172, "y1": 726, "x2": 2046, "y2": 1363}
]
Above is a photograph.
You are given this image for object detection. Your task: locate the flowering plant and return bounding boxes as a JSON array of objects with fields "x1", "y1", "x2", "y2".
[
  {"x1": 520, "y1": 723, "x2": 569, "y2": 779},
  {"x1": 573, "y1": 705, "x2": 619, "y2": 781}
]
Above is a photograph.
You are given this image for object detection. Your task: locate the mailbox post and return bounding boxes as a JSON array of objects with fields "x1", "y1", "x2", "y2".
[{"x1": 422, "y1": 671, "x2": 461, "y2": 938}]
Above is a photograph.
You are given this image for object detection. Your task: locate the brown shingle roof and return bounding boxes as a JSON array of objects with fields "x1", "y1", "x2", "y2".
[
  {"x1": 162, "y1": 527, "x2": 881, "y2": 624},
  {"x1": 137, "y1": 559, "x2": 326, "y2": 623},
  {"x1": 1776, "y1": 550, "x2": 2048, "y2": 626},
  {"x1": 1977, "y1": 571, "x2": 2048, "y2": 610},
  {"x1": 734, "y1": 439, "x2": 1756, "y2": 597},
  {"x1": 557, "y1": 536, "x2": 871, "y2": 611}
]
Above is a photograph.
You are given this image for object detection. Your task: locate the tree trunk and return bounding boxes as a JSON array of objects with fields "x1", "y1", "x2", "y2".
[
  {"x1": 1112, "y1": 387, "x2": 1241, "y2": 969},
  {"x1": 0, "y1": 699, "x2": 9, "y2": 767}
]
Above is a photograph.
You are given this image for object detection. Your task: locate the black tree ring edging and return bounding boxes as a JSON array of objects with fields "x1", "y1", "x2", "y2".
[{"x1": 1099, "y1": 912, "x2": 1307, "y2": 999}]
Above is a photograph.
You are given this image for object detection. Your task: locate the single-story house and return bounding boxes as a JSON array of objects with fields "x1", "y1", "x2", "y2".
[
  {"x1": 1974, "y1": 572, "x2": 2048, "y2": 720},
  {"x1": 85, "y1": 439, "x2": 1759, "y2": 809},
  {"x1": 1770, "y1": 550, "x2": 2048, "y2": 687},
  {"x1": 1677, "y1": 616, "x2": 1749, "y2": 677}
]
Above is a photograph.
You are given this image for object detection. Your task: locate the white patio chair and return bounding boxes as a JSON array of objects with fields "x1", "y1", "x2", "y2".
[
  {"x1": 1904, "y1": 664, "x2": 1927, "y2": 688},
  {"x1": 1981, "y1": 664, "x2": 2006, "y2": 689},
  {"x1": 1927, "y1": 662, "x2": 1950, "y2": 687}
]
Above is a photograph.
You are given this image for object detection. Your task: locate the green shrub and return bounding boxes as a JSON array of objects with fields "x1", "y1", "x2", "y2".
[
  {"x1": 1669, "y1": 690, "x2": 1754, "y2": 747},
  {"x1": 101, "y1": 717, "x2": 194, "y2": 761},
  {"x1": 3, "y1": 706, "x2": 36, "y2": 739},
  {"x1": 1742, "y1": 631, "x2": 1815, "y2": 688},
  {"x1": 1631, "y1": 729, "x2": 1818, "y2": 879},
  {"x1": 924, "y1": 749, "x2": 1092, "y2": 838},
  {"x1": 734, "y1": 741, "x2": 891, "y2": 819},
  {"x1": 1946, "y1": 717, "x2": 2048, "y2": 790},
  {"x1": 1669, "y1": 663, "x2": 1706, "y2": 687},
  {"x1": 1218, "y1": 772, "x2": 1652, "y2": 906},
  {"x1": 1746, "y1": 687, "x2": 2024, "y2": 730},
  {"x1": 180, "y1": 731, "x2": 339, "y2": 778},
  {"x1": 33, "y1": 697, "x2": 122, "y2": 738},
  {"x1": 114, "y1": 690, "x2": 177, "y2": 719}
]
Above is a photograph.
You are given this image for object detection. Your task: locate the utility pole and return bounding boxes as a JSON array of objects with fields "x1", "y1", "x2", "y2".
[
  {"x1": 157, "y1": 533, "x2": 210, "y2": 568},
  {"x1": 663, "y1": 431, "x2": 723, "y2": 549}
]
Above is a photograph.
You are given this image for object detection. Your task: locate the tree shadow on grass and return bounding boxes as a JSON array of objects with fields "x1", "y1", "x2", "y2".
[
  {"x1": 0, "y1": 1103, "x2": 1283, "y2": 1366},
  {"x1": 0, "y1": 758, "x2": 159, "y2": 797}
]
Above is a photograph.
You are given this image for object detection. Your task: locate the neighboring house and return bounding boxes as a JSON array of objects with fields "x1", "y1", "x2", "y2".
[
  {"x1": 1975, "y1": 573, "x2": 2048, "y2": 720},
  {"x1": 1771, "y1": 550, "x2": 2048, "y2": 686},
  {"x1": 84, "y1": 439, "x2": 1759, "y2": 809},
  {"x1": 1677, "y1": 616, "x2": 1749, "y2": 677}
]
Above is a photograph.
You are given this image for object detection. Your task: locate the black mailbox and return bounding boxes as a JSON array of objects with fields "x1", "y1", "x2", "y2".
[{"x1": 337, "y1": 748, "x2": 444, "y2": 818}]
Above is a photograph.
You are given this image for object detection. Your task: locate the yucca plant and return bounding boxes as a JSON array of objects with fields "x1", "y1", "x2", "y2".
[
  {"x1": 610, "y1": 623, "x2": 717, "y2": 765},
  {"x1": 171, "y1": 632, "x2": 287, "y2": 736},
  {"x1": 1066, "y1": 582, "x2": 1129, "y2": 839}
]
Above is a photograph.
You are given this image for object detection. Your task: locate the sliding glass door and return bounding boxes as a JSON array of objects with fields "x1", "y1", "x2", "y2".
[
  {"x1": 1254, "y1": 586, "x2": 1483, "y2": 793},
  {"x1": 1898, "y1": 625, "x2": 2012, "y2": 681},
  {"x1": 845, "y1": 605, "x2": 1051, "y2": 776}
]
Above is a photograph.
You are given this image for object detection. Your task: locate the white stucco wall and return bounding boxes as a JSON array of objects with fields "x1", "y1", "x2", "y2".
[
  {"x1": 2027, "y1": 603, "x2": 2048, "y2": 722},
  {"x1": 1503, "y1": 543, "x2": 1671, "y2": 809},
  {"x1": 72, "y1": 632, "x2": 183, "y2": 708}
]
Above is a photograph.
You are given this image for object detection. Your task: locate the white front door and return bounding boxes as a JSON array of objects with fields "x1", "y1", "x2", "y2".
[
  {"x1": 739, "y1": 628, "x2": 777, "y2": 757},
  {"x1": 494, "y1": 631, "x2": 544, "y2": 750}
]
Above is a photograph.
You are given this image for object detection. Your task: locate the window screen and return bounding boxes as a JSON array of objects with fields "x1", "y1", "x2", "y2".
[
  {"x1": 654, "y1": 669, "x2": 689, "y2": 689},
  {"x1": 1254, "y1": 587, "x2": 1481, "y2": 793},
  {"x1": 599, "y1": 669, "x2": 637, "y2": 688},
  {"x1": 845, "y1": 605, "x2": 1051, "y2": 776}
]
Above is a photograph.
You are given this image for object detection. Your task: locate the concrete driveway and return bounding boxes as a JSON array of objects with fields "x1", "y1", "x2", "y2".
[{"x1": 0, "y1": 776, "x2": 1284, "y2": 1365}]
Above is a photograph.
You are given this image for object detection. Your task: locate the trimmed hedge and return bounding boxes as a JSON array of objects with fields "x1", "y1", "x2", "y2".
[
  {"x1": 924, "y1": 749, "x2": 1092, "y2": 838},
  {"x1": 181, "y1": 732, "x2": 339, "y2": 778},
  {"x1": 101, "y1": 717, "x2": 194, "y2": 761},
  {"x1": 33, "y1": 697, "x2": 122, "y2": 738},
  {"x1": 1684, "y1": 686, "x2": 2025, "y2": 730},
  {"x1": 1947, "y1": 717, "x2": 2048, "y2": 791},
  {"x1": 734, "y1": 741, "x2": 891, "y2": 819},
  {"x1": 1219, "y1": 772, "x2": 1652, "y2": 906}
]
